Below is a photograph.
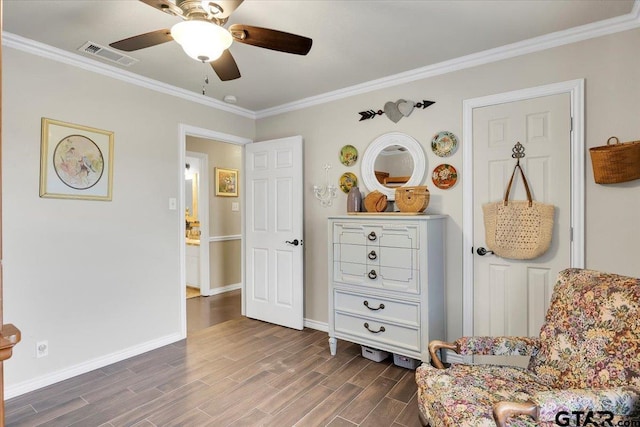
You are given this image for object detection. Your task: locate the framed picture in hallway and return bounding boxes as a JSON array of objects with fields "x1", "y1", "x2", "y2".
[
  {"x1": 39, "y1": 117, "x2": 114, "y2": 201},
  {"x1": 215, "y1": 167, "x2": 238, "y2": 197}
]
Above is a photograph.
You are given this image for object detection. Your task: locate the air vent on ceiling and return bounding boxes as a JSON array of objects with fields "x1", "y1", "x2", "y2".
[{"x1": 78, "y1": 42, "x2": 138, "y2": 67}]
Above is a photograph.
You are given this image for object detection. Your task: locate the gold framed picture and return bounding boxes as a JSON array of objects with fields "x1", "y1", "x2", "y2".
[
  {"x1": 215, "y1": 167, "x2": 238, "y2": 197},
  {"x1": 40, "y1": 118, "x2": 114, "y2": 201}
]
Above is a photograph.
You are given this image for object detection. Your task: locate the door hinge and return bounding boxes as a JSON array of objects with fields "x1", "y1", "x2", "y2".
[
  {"x1": 570, "y1": 116, "x2": 573, "y2": 133},
  {"x1": 570, "y1": 227, "x2": 574, "y2": 242}
]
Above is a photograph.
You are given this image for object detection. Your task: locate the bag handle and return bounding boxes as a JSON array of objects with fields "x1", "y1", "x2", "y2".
[{"x1": 503, "y1": 163, "x2": 533, "y2": 207}]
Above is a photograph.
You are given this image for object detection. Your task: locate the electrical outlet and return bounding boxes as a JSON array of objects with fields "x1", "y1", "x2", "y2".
[{"x1": 36, "y1": 340, "x2": 48, "y2": 358}]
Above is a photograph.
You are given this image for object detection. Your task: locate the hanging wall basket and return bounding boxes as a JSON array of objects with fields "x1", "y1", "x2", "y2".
[{"x1": 589, "y1": 136, "x2": 640, "y2": 184}]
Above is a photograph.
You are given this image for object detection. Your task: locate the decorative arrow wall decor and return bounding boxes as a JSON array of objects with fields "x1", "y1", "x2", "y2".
[{"x1": 358, "y1": 99, "x2": 435, "y2": 122}]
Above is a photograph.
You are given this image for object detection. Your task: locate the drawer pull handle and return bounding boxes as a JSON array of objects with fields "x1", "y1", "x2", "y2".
[
  {"x1": 367, "y1": 250, "x2": 377, "y2": 260},
  {"x1": 364, "y1": 323, "x2": 385, "y2": 334},
  {"x1": 367, "y1": 231, "x2": 377, "y2": 241},
  {"x1": 363, "y1": 300, "x2": 385, "y2": 311},
  {"x1": 368, "y1": 270, "x2": 377, "y2": 280}
]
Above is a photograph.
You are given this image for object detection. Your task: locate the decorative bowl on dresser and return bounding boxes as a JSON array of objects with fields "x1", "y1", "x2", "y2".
[{"x1": 327, "y1": 214, "x2": 447, "y2": 362}]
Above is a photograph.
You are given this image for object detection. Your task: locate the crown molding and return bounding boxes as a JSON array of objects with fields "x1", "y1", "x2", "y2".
[
  {"x1": 2, "y1": 32, "x2": 256, "y2": 120},
  {"x1": 255, "y1": 1, "x2": 640, "y2": 119}
]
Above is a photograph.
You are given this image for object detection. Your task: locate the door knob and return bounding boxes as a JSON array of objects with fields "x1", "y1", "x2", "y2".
[
  {"x1": 285, "y1": 239, "x2": 300, "y2": 246},
  {"x1": 476, "y1": 247, "x2": 494, "y2": 256}
]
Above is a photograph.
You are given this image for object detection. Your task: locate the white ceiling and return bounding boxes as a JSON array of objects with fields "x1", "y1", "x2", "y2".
[{"x1": 3, "y1": 0, "x2": 638, "y2": 112}]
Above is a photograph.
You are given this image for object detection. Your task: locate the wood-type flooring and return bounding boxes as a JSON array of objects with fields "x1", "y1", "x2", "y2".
[{"x1": 6, "y1": 291, "x2": 421, "y2": 427}]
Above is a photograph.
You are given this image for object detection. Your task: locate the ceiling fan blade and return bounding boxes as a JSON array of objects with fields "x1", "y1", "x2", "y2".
[
  {"x1": 110, "y1": 29, "x2": 173, "y2": 52},
  {"x1": 201, "y1": 0, "x2": 244, "y2": 20},
  {"x1": 229, "y1": 24, "x2": 312, "y2": 55},
  {"x1": 211, "y1": 49, "x2": 241, "y2": 81},
  {"x1": 139, "y1": 0, "x2": 185, "y2": 18}
]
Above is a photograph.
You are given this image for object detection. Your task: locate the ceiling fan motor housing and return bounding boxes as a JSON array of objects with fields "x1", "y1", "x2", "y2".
[{"x1": 176, "y1": 0, "x2": 225, "y2": 21}]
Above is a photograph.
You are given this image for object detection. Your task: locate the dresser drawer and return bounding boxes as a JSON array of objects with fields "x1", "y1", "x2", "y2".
[
  {"x1": 333, "y1": 222, "x2": 419, "y2": 249},
  {"x1": 335, "y1": 243, "x2": 379, "y2": 268},
  {"x1": 336, "y1": 244, "x2": 416, "y2": 269},
  {"x1": 333, "y1": 262, "x2": 419, "y2": 293},
  {"x1": 334, "y1": 312, "x2": 420, "y2": 352},
  {"x1": 334, "y1": 289, "x2": 419, "y2": 326}
]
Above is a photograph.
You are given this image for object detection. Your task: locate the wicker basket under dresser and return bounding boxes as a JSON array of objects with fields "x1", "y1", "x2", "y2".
[{"x1": 328, "y1": 215, "x2": 446, "y2": 362}]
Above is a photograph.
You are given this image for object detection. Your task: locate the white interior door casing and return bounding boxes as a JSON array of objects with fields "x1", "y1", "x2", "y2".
[
  {"x1": 179, "y1": 124, "x2": 251, "y2": 338},
  {"x1": 460, "y1": 79, "x2": 585, "y2": 364},
  {"x1": 245, "y1": 136, "x2": 304, "y2": 330},
  {"x1": 185, "y1": 152, "x2": 210, "y2": 295}
]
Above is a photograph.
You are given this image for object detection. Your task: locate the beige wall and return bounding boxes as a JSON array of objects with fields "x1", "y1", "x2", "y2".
[
  {"x1": 256, "y1": 28, "x2": 640, "y2": 341},
  {"x1": 2, "y1": 47, "x2": 254, "y2": 391},
  {"x1": 186, "y1": 137, "x2": 243, "y2": 289},
  {"x1": 210, "y1": 240, "x2": 242, "y2": 289}
]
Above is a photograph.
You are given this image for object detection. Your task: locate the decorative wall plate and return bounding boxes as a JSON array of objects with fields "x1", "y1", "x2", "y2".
[
  {"x1": 431, "y1": 131, "x2": 458, "y2": 157},
  {"x1": 432, "y1": 164, "x2": 458, "y2": 189},
  {"x1": 340, "y1": 145, "x2": 358, "y2": 166},
  {"x1": 339, "y1": 172, "x2": 358, "y2": 193}
]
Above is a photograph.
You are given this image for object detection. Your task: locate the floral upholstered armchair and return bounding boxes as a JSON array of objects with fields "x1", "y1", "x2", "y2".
[{"x1": 415, "y1": 268, "x2": 640, "y2": 427}]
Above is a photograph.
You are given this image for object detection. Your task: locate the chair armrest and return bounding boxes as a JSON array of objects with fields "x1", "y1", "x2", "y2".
[
  {"x1": 493, "y1": 401, "x2": 537, "y2": 427},
  {"x1": 455, "y1": 336, "x2": 540, "y2": 357},
  {"x1": 427, "y1": 336, "x2": 540, "y2": 369},
  {"x1": 428, "y1": 340, "x2": 458, "y2": 369},
  {"x1": 531, "y1": 387, "x2": 640, "y2": 422},
  {"x1": 492, "y1": 387, "x2": 640, "y2": 426},
  {"x1": 0, "y1": 323, "x2": 21, "y2": 361}
]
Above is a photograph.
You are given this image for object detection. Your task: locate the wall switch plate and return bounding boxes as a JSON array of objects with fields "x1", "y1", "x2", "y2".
[
  {"x1": 169, "y1": 198, "x2": 177, "y2": 210},
  {"x1": 36, "y1": 340, "x2": 48, "y2": 358},
  {"x1": 232, "y1": 202, "x2": 239, "y2": 212}
]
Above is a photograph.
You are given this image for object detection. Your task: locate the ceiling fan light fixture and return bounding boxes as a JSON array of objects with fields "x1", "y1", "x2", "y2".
[{"x1": 171, "y1": 20, "x2": 232, "y2": 62}]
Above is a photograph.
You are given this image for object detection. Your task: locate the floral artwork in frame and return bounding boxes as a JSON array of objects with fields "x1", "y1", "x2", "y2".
[
  {"x1": 215, "y1": 167, "x2": 238, "y2": 197},
  {"x1": 40, "y1": 117, "x2": 114, "y2": 201}
]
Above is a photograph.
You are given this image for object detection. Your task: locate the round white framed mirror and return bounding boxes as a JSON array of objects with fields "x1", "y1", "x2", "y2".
[{"x1": 361, "y1": 132, "x2": 426, "y2": 200}]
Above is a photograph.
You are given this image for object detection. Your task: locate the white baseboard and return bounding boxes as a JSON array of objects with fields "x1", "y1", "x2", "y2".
[
  {"x1": 5, "y1": 332, "x2": 183, "y2": 399},
  {"x1": 303, "y1": 319, "x2": 328, "y2": 332},
  {"x1": 7, "y1": 316, "x2": 326, "y2": 399},
  {"x1": 202, "y1": 283, "x2": 242, "y2": 296}
]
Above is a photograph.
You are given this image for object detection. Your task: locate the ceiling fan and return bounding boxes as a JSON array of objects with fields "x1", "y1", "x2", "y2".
[{"x1": 109, "y1": 0, "x2": 313, "y2": 81}]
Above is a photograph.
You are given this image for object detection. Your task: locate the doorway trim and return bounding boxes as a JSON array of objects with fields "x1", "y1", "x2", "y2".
[
  {"x1": 178, "y1": 124, "x2": 252, "y2": 338},
  {"x1": 185, "y1": 151, "x2": 210, "y2": 296},
  {"x1": 461, "y1": 79, "x2": 585, "y2": 338}
]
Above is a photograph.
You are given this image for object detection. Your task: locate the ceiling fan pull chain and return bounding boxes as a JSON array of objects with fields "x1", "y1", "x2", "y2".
[{"x1": 202, "y1": 62, "x2": 210, "y2": 95}]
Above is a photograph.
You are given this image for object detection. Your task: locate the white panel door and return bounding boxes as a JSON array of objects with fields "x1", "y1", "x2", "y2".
[
  {"x1": 473, "y1": 94, "x2": 571, "y2": 366},
  {"x1": 245, "y1": 136, "x2": 304, "y2": 330}
]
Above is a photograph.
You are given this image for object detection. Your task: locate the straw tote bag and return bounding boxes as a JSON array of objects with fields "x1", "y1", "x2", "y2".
[{"x1": 482, "y1": 164, "x2": 555, "y2": 260}]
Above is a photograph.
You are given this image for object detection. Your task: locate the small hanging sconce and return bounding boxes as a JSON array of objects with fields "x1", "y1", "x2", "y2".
[{"x1": 313, "y1": 163, "x2": 337, "y2": 207}]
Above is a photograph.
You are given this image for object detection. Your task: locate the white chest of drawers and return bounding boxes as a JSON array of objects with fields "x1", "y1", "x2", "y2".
[{"x1": 328, "y1": 215, "x2": 446, "y2": 362}]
